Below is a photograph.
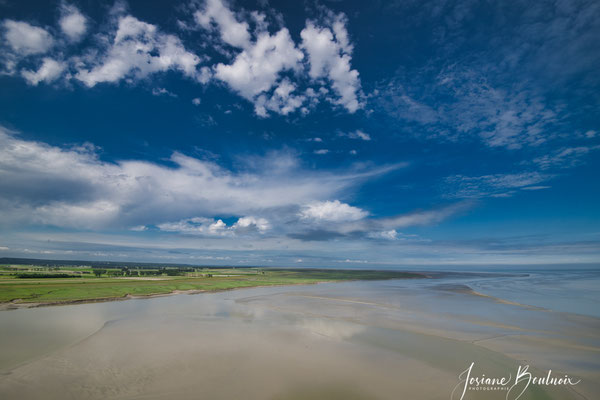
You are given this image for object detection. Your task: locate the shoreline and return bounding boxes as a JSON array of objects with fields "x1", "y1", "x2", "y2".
[{"x1": 0, "y1": 279, "x2": 377, "y2": 311}]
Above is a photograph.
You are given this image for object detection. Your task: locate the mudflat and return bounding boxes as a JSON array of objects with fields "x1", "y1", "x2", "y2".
[{"x1": 0, "y1": 277, "x2": 598, "y2": 400}]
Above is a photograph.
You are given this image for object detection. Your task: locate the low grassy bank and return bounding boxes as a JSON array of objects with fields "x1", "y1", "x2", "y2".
[{"x1": 0, "y1": 265, "x2": 423, "y2": 306}]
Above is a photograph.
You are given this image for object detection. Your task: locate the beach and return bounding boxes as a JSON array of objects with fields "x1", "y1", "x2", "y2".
[{"x1": 0, "y1": 270, "x2": 598, "y2": 400}]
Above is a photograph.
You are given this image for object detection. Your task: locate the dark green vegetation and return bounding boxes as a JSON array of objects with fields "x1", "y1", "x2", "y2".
[
  {"x1": 16, "y1": 273, "x2": 82, "y2": 279},
  {"x1": 0, "y1": 261, "x2": 423, "y2": 306}
]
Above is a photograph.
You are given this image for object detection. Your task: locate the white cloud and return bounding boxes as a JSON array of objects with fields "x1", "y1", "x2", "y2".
[
  {"x1": 75, "y1": 15, "x2": 202, "y2": 87},
  {"x1": 152, "y1": 87, "x2": 177, "y2": 97},
  {"x1": 157, "y1": 215, "x2": 270, "y2": 236},
  {"x1": 341, "y1": 130, "x2": 371, "y2": 141},
  {"x1": 195, "y1": 0, "x2": 305, "y2": 116},
  {"x1": 232, "y1": 216, "x2": 270, "y2": 233},
  {"x1": 130, "y1": 225, "x2": 147, "y2": 231},
  {"x1": 300, "y1": 13, "x2": 362, "y2": 113},
  {"x1": 520, "y1": 186, "x2": 551, "y2": 191},
  {"x1": 2, "y1": 1, "x2": 364, "y2": 118},
  {"x1": 314, "y1": 149, "x2": 329, "y2": 155},
  {"x1": 213, "y1": 27, "x2": 304, "y2": 115},
  {"x1": 2, "y1": 20, "x2": 54, "y2": 55},
  {"x1": 379, "y1": 68, "x2": 560, "y2": 149},
  {"x1": 0, "y1": 127, "x2": 396, "y2": 230},
  {"x1": 253, "y1": 78, "x2": 306, "y2": 116},
  {"x1": 367, "y1": 230, "x2": 398, "y2": 240},
  {"x1": 194, "y1": 0, "x2": 362, "y2": 116},
  {"x1": 192, "y1": 97, "x2": 201, "y2": 105},
  {"x1": 291, "y1": 203, "x2": 467, "y2": 241},
  {"x1": 21, "y1": 58, "x2": 65, "y2": 85},
  {"x1": 366, "y1": 230, "x2": 423, "y2": 241},
  {"x1": 444, "y1": 172, "x2": 550, "y2": 198},
  {"x1": 299, "y1": 200, "x2": 368, "y2": 222},
  {"x1": 158, "y1": 217, "x2": 231, "y2": 236},
  {"x1": 194, "y1": 0, "x2": 250, "y2": 49},
  {"x1": 59, "y1": 4, "x2": 87, "y2": 42},
  {"x1": 366, "y1": 204, "x2": 467, "y2": 231},
  {"x1": 532, "y1": 146, "x2": 600, "y2": 170}
]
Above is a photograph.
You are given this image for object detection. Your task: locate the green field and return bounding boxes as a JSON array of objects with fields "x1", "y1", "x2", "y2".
[{"x1": 0, "y1": 264, "x2": 423, "y2": 306}]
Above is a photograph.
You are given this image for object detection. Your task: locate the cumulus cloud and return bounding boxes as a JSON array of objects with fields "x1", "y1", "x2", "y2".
[
  {"x1": 1, "y1": 1, "x2": 363, "y2": 118},
  {"x1": 21, "y1": 57, "x2": 65, "y2": 85},
  {"x1": 299, "y1": 200, "x2": 368, "y2": 222},
  {"x1": 59, "y1": 3, "x2": 87, "y2": 42},
  {"x1": 300, "y1": 12, "x2": 362, "y2": 112},
  {"x1": 198, "y1": 0, "x2": 305, "y2": 116},
  {"x1": 157, "y1": 215, "x2": 271, "y2": 237},
  {"x1": 232, "y1": 216, "x2": 270, "y2": 233},
  {"x1": 291, "y1": 203, "x2": 467, "y2": 241},
  {"x1": 194, "y1": 0, "x2": 250, "y2": 48},
  {"x1": 158, "y1": 217, "x2": 232, "y2": 236},
  {"x1": 152, "y1": 87, "x2": 177, "y2": 97},
  {"x1": 2, "y1": 20, "x2": 54, "y2": 55},
  {"x1": 195, "y1": 0, "x2": 362, "y2": 116},
  {"x1": 253, "y1": 78, "x2": 306, "y2": 116},
  {"x1": 214, "y1": 30, "x2": 304, "y2": 113},
  {"x1": 75, "y1": 15, "x2": 202, "y2": 87},
  {"x1": 0, "y1": 127, "x2": 398, "y2": 230}
]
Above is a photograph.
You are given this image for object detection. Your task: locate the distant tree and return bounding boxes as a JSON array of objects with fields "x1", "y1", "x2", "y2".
[{"x1": 93, "y1": 269, "x2": 106, "y2": 277}]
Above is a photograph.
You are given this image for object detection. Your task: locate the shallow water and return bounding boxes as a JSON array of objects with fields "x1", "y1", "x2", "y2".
[{"x1": 0, "y1": 270, "x2": 598, "y2": 400}]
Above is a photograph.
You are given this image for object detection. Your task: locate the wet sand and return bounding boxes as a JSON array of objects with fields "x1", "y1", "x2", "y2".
[{"x1": 0, "y1": 277, "x2": 598, "y2": 400}]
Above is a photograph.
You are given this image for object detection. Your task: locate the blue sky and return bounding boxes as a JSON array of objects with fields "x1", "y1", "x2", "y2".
[{"x1": 0, "y1": 0, "x2": 599, "y2": 267}]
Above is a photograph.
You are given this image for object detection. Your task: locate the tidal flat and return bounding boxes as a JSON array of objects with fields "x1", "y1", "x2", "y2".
[{"x1": 0, "y1": 270, "x2": 598, "y2": 400}]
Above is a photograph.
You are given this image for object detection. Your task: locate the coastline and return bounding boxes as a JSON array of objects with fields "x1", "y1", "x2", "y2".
[
  {"x1": 1, "y1": 274, "x2": 598, "y2": 400},
  {"x1": 0, "y1": 282, "x2": 316, "y2": 311},
  {"x1": 0, "y1": 278, "x2": 415, "y2": 311}
]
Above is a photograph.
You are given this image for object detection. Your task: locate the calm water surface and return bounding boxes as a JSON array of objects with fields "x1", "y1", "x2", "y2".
[{"x1": 0, "y1": 269, "x2": 598, "y2": 400}]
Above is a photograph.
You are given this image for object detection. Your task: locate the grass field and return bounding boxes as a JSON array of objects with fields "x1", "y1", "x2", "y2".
[{"x1": 0, "y1": 264, "x2": 423, "y2": 305}]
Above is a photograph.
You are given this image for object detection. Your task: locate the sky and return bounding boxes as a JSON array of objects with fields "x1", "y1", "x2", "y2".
[{"x1": 0, "y1": 0, "x2": 599, "y2": 268}]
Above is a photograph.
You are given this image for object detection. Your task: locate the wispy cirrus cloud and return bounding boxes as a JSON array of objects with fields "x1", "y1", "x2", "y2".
[
  {"x1": 375, "y1": 0, "x2": 599, "y2": 151},
  {"x1": 0, "y1": 126, "x2": 408, "y2": 236},
  {"x1": 443, "y1": 172, "x2": 551, "y2": 199},
  {"x1": 339, "y1": 130, "x2": 371, "y2": 141},
  {"x1": 532, "y1": 145, "x2": 600, "y2": 170},
  {"x1": 377, "y1": 70, "x2": 560, "y2": 149},
  {"x1": 0, "y1": 126, "x2": 466, "y2": 245}
]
